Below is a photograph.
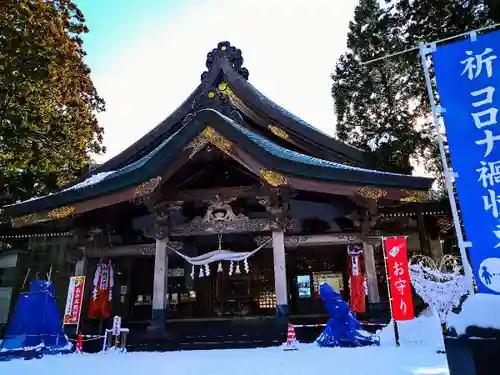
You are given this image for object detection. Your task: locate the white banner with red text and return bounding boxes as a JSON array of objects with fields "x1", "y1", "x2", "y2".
[{"x1": 63, "y1": 276, "x2": 86, "y2": 325}]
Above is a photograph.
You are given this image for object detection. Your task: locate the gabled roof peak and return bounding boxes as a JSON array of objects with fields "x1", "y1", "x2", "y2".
[{"x1": 201, "y1": 41, "x2": 249, "y2": 81}]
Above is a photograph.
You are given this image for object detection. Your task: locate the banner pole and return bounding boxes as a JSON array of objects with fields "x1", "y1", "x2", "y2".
[
  {"x1": 418, "y1": 42, "x2": 475, "y2": 295},
  {"x1": 381, "y1": 237, "x2": 400, "y2": 347}
]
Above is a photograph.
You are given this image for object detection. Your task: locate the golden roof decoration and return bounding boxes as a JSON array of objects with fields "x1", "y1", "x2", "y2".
[
  {"x1": 260, "y1": 169, "x2": 289, "y2": 187},
  {"x1": 268, "y1": 125, "x2": 289, "y2": 140},
  {"x1": 217, "y1": 81, "x2": 244, "y2": 106},
  {"x1": 136, "y1": 176, "x2": 162, "y2": 197},
  {"x1": 400, "y1": 189, "x2": 431, "y2": 203},
  {"x1": 217, "y1": 81, "x2": 234, "y2": 96},
  {"x1": 355, "y1": 187, "x2": 388, "y2": 200},
  {"x1": 47, "y1": 206, "x2": 76, "y2": 220},
  {"x1": 11, "y1": 213, "x2": 36, "y2": 228},
  {"x1": 184, "y1": 126, "x2": 233, "y2": 158}
]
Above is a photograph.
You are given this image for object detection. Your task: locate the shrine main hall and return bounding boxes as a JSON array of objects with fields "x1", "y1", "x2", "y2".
[{"x1": 1, "y1": 42, "x2": 434, "y2": 348}]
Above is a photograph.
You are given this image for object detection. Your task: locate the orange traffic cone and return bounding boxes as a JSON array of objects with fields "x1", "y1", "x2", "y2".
[
  {"x1": 76, "y1": 332, "x2": 83, "y2": 353},
  {"x1": 282, "y1": 323, "x2": 299, "y2": 351}
]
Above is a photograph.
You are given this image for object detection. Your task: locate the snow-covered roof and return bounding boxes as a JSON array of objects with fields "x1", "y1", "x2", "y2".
[
  {"x1": 4, "y1": 108, "x2": 432, "y2": 218},
  {"x1": 447, "y1": 293, "x2": 500, "y2": 335}
]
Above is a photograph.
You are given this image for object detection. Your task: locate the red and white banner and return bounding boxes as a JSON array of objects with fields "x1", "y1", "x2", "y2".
[
  {"x1": 347, "y1": 244, "x2": 366, "y2": 313},
  {"x1": 63, "y1": 276, "x2": 86, "y2": 325},
  {"x1": 383, "y1": 237, "x2": 414, "y2": 321},
  {"x1": 89, "y1": 258, "x2": 114, "y2": 319}
]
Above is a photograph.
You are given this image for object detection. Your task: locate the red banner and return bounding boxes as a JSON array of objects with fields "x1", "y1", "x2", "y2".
[
  {"x1": 383, "y1": 237, "x2": 414, "y2": 321},
  {"x1": 63, "y1": 276, "x2": 86, "y2": 325},
  {"x1": 347, "y1": 244, "x2": 366, "y2": 313},
  {"x1": 89, "y1": 259, "x2": 114, "y2": 319}
]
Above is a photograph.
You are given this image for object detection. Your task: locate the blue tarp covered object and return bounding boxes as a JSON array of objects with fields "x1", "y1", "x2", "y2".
[
  {"x1": 0, "y1": 280, "x2": 71, "y2": 359},
  {"x1": 315, "y1": 283, "x2": 380, "y2": 348}
]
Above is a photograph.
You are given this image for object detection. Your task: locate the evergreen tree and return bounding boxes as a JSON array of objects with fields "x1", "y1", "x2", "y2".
[
  {"x1": 483, "y1": 0, "x2": 500, "y2": 22},
  {"x1": 0, "y1": 0, "x2": 105, "y2": 207},
  {"x1": 332, "y1": 0, "x2": 431, "y2": 174},
  {"x1": 333, "y1": 0, "x2": 496, "y2": 178}
]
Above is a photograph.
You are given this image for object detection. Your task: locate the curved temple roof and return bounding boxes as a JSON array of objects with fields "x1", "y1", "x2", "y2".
[
  {"x1": 62, "y1": 41, "x2": 368, "y2": 190},
  {"x1": 3, "y1": 42, "x2": 434, "y2": 221},
  {"x1": 5, "y1": 108, "x2": 433, "y2": 218}
]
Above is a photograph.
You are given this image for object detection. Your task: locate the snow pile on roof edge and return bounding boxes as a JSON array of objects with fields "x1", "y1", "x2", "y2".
[{"x1": 447, "y1": 293, "x2": 500, "y2": 335}]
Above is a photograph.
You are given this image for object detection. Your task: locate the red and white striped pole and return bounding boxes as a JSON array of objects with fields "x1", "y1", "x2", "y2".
[{"x1": 76, "y1": 332, "x2": 83, "y2": 353}]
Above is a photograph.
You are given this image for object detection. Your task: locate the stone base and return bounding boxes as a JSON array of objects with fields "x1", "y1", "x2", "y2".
[
  {"x1": 276, "y1": 304, "x2": 288, "y2": 316},
  {"x1": 275, "y1": 304, "x2": 289, "y2": 326},
  {"x1": 146, "y1": 309, "x2": 167, "y2": 337},
  {"x1": 128, "y1": 317, "x2": 286, "y2": 351},
  {"x1": 367, "y1": 302, "x2": 385, "y2": 320}
]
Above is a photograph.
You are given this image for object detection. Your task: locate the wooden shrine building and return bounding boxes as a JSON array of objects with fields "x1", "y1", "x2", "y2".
[{"x1": 1, "y1": 42, "x2": 434, "y2": 347}]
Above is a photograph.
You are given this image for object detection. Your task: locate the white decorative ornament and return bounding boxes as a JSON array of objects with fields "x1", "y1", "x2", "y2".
[
  {"x1": 199, "y1": 266, "x2": 205, "y2": 278},
  {"x1": 190, "y1": 265, "x2": 195, "y2": 279},
  {"x1": 229, "y1": 261, "x2": 234, "y2": 276},
  {"x1": 235, "y1": 263, "x2": 241, "y2": 274},
  {"x1": 409, "y1": 255, "x2": 469, "y2": 325},
  {"x1": 244, "y1": 258, "x2": 250, "y2": 274},
  {"x1": 165, "y1": 233, "x2": 273, "y2": 278},
  {"x1": 217, "y1": 261, "x2": 223, "y2": 273},
  {"x1": 204, "y1": 263, "x2": 210, "y2": 277}
]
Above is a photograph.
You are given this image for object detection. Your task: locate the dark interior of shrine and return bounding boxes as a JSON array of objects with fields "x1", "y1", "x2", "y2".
[{"x1": 79, "y1": 236, "x2": 351, "y2": 332}]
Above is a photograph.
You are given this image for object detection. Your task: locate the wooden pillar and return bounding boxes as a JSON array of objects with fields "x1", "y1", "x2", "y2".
[
  {"x1": 147, "y1": 211, "x2": 170, "y2": 333},
  {"x1": 362, "y1": 241, "x2": 380, "y2": 304},
  {"x1": 272, "y1": 230, "x2": 288, "y2": 318},
  {"x1": 74, "y1": 249, "x2": 87, "y2": 277},
  {"x1": 258, "y1": 190, "x2": 292, "y2": 323},
  {"x1": 416, "y1": 205, "x2": 431, "y2": 256},
  {"x1": 150, "y1": 236, "x2": 168, "y2": 332}
]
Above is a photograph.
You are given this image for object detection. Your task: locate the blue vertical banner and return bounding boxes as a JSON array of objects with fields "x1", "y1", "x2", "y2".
[{"x1": 433, "y1": 29, "x2": 500, "y2": 295}]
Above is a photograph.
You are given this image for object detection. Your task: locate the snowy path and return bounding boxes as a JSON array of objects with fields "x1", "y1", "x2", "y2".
[{"x1": 1, "y1": 344, "x2": 449, "y2": 375}]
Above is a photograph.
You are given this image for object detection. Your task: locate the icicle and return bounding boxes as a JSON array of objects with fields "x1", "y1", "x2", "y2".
[
  {"x1": 190, "y1": 265, "x2": 195, "y2": 279},
  {"x1": 205, "y1": 263, "x2": 210, "y2": 277},
  {"x1": 244, "y1": 258, "x2": 250, "y2": 274},
  {"x1": 217, "y1": 262, "x2": 223, "y2": 273},
  {"x1": 199, "y1": 266, "x2": 205, "y2": 278},
  {"x1": 235, "y1": 262, "x2": 241, "y2": 274},
  {"x1": 229, "y1": 261, "x2": 234, "y2": 276}
]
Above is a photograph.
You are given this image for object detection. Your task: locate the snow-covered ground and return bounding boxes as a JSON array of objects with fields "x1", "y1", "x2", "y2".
[
  {"x1": 1, "y1": 344, "x2": 448, "y2": 375},
  {"x1": 377, "y1": 307, "x2": 446, "y2": 351},
  {"x1": 0, "y1": 309, "x2": 450, "y2": 375}
]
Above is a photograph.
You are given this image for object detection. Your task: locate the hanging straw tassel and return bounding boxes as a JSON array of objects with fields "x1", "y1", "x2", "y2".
[
  {"x1": 190, "y1": 265, "x2": 195, "y2": 279},
  {"x1": 205, "y1": 264, "x2": 210, "y2": 277},
  {"x1": 235, "y1": 262, "x2": 241, "y2": 274},
  {"x1": 217, "y1": 262, "x2": 223, "y2": 273},
  {"x1": 229, "y1": 261, "x2": 234, "y2": 276},
  {"x1": 244, "y1": 258, "x2": 250, "y2": 274},
  {"x1": 199, "y1": 266, "x2": 205, "y2": 278}
]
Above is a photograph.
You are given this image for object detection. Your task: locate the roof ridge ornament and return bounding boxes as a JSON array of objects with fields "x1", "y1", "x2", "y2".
[{"x1": 201, "y1": 41, "x2": 249, "y2": 81}]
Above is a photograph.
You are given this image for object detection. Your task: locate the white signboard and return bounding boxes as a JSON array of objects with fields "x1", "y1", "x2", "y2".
[{"x1": 112, "y1": 315, "x2": 122, "y2": 336}]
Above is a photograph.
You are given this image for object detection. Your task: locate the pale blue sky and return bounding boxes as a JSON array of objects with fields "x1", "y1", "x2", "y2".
[
  {"x1": 74, "y1": 1, "x2": 423, "y2": 174},
  {"x1": 76, "y1": 0, "x2": 184, "y2": 75}
]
